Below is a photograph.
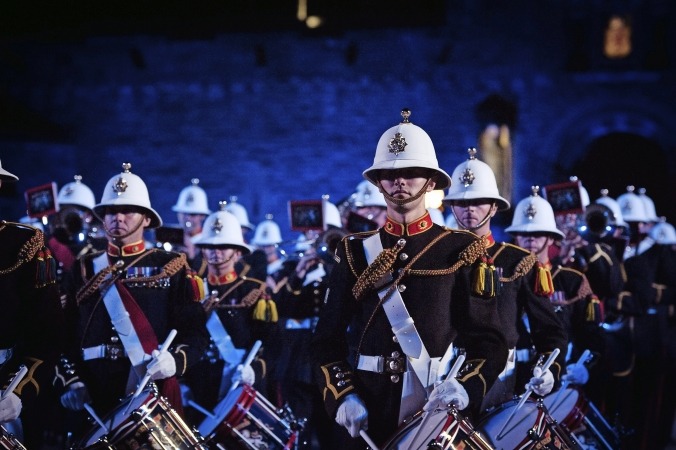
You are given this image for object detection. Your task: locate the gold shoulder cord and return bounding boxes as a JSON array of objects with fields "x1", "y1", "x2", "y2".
[
  {"x1": 355, "y1": 231, "x2": 484, "y2": 360},
  {"x1": 499, "y1": 251, "x2": 537, "y2": 283},
  {"x1": 76, "y1": 250, "x2": 186, "y2": 304},
  {"x1": 0, "y1": 223, "x2": 43, "y2": 275}
]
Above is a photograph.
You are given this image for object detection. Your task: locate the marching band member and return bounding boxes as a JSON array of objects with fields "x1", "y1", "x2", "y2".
[
  {"x1": 182, "y1": 203, "x2": 275, "y2": 424},
  {"x1": 312, "y1": 109, "x2": 507, "y2": 448},
  {"x1": 443, "y1": 149, "x2": 568, "y2": 413},
  {"x1": 0, "y1": 160, "x2": 64, "y2": 449},
  {"x1": 267, "y1": 197, "x2": 344, "y2": 449},
  {"x1": 171, "y1": 178, "x2": 211, "y2": 276},
  {"x1": 56, "y1": 162, "x2": 209, "y2": 431},
  {"x1": 505, "y1": 187, "x2": 604, "y2": 392}
]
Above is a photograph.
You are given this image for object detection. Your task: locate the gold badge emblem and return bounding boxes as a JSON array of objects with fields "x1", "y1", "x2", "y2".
[{"x1": 388, "y1": 132, "x2": 407, "y2": 156}]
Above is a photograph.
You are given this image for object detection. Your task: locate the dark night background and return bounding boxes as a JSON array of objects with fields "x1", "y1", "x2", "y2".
[{"x1": 0, "y1": 0, "x2": 674, "y2": 243}]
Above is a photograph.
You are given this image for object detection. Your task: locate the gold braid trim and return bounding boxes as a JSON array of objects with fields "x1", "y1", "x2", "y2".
[
  {"x1": 406, "y1": 235, "x2": 486, "y2": 277},
  {"x1": 76, "y1": 250, "x2": 185, "y2": 304},
  {"x1": 0, "y1": 225, "x2": 43, "y2": 275},
  {"x1": 499, "y1": 251, "x2": 537, "y2": 283},
  {"x1": 356, "y1": 230, "x2": 474, "y2": 360},
  {"x1": 214, "y1": 287, "x2": 263, "y2": 309},
  {"x1": 352, "y1": 238, "x2": 405, "y2": 300}
]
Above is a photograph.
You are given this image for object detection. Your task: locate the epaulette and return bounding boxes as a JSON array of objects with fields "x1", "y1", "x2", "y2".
[
  {"x1": 0, "y1": 222, "x2": 56, "y2": 286},
  {"x1": 241, "y1": 275, "x2": 266, "y2": 287},
  {"x1": 495, "y1": 244, "x2": 538, "y2": 283},
  {"x1": 556, "y1": 265, "x2": 585, "y2": 277}
]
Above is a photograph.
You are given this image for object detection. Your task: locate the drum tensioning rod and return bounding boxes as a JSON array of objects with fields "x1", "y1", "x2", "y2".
[
  {"x1": 495, "y1": 348, "x2": 560, "y2": 441},
  {"x1": 408, "y1": 353, "x2": 467, "y2": 449}
]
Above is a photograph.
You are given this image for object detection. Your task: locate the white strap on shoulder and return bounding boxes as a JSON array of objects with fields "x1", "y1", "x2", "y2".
[{"x1": 93, "y1": 253, "x2": 149, "y2": 370}]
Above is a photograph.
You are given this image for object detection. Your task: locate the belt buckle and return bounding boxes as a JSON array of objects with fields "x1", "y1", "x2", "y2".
[
  {"x1": 106, "y1": 344, "x2": 125, "y2": 360},
  {"x1": 384, "y1": 354, "x2": 405, "y2": 374}
]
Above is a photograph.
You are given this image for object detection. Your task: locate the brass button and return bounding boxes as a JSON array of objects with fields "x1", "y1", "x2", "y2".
[
  {"x1": 397, "y1": 238, "x2": 406, "y2": 247},
  {"x1": 391, "y1": 351, "x2": 400, "y2": 358},
  {"x1": 398, "y1": 284, "x2": 406, "y2": 292},
  {"x1": 399, "y1": 253, "x2": 409, "y2": 261},
  {"x1": 390, "y1": 374, "x2": 400, "y2": 383},
  {"x1": 392, "y1": 335, "x2": 399, "y2": 343}
]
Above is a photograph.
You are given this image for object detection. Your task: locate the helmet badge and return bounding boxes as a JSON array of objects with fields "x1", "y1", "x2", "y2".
[
  {"x1": 186, "y1": 193, "x2": 195, "y2": 205},
  {"x1": 460, "y1": 148, "x2": 477, "y2": 187},
  {"x1": 525, "y1": 186, "x2": 540, "y2": 220},
  {"x1": 211, "y1": 218, "x2": 223, "y2": 234},
  {"x1": 113, "y1": 163, "x2": 131, "y2": 195},
  {"x1": 388, "y1": 133, "x2": 407, "y2": 156},
  {"x1": 388, "y1": 109, "x2": 412, "y2": 156}
]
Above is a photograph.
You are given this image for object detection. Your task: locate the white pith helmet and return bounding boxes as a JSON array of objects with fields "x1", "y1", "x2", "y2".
[
  {"x1": 0, "y1": 159, "x2": 18, "y2": 181},
  {"x1": 505, "y1": 186, "x2": 565, "y2": 239},
  {"x1": 224, "y1": 196, "x2": 255, "y2": 231},
  {"x1": 649, "y1": 219, "x2": 676, "y2": 245},
  {"x1": 193, "y1": 202, "x2": 251, "y2": 254},
  {"x1": 251, "y1": 214, "x2": 283, "y2": 246},
  {"x1": 323, "y1": 195, "x2": 342, "y2": 229},
  {"x1": 294, "y1": 234, "x2": 312, "y2": 253},
  {"x1": 595, "y1": 189, "x2": 628, "y2": 227},
  {"x1": 427, "y1": 207, "x2": 445, "y2": 226},
  {"x1": 57, "y1": 175, "x2": 96, "y2": 211},
  {"x1": 363, "y1": 108, "x2": 451, "y2": 190},
  {"x1": 353, "y1": 180, "x2": 387, "y2": 208},
  {"x1": 637, "y1": 188, "x2": 660, "y2": 223},
  {"x1": 443, "y1": 148, "x2": 511, "y2": 210},
  {"x1": 93, "y1": 162, "x2": 163, "y2": 228},
  {"x1": 616, "y1": 185, "x2": 650, "y2": 223},
  {"x1": 172, "y1": 178, "x2": 211, "y2": 215}
]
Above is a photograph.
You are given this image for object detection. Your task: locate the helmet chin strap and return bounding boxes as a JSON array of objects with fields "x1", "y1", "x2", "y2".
[
  {"x1": 451, "y1": 203, "x2": 494, "y2": 233},
  {"x1": 379, "y1": 178, "x2": 432, "y2": 207},
  {"x1": 104, "y1": 214, "x2": 146, "y2": 243}
]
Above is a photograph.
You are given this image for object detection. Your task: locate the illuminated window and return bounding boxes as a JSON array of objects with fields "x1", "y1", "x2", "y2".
[{"x1": 604, "y1": 14, "x2": 632, "y2": 59}]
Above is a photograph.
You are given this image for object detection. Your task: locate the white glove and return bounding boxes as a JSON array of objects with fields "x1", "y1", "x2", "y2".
[
  {"x1": 146, "y1": 350, "x2": 176, "y2": 380},
  {"x1": 231, "y1": 364, "x2": 255, "y2": 386},
  {"x1": 0, "y1": 392, "x2": 22, "y2": 423},
  {"x1": 335, "y1": 393, "x2": 368, "y2": 438},
  {"x1": 562, "y1": 363, "x2": 589, "y2": 385},
  {"x1": 423, "y1": 377, "x2": 469, "y2": 412},
  {"x1": 526, "y1": 366, "x2": 555, "y2": 396},
  {"x1": 60, "y1": 382, "x2": 91, "y2": 411}
]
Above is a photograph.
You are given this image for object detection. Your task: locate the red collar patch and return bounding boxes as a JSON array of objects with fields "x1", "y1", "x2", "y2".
[
  {"x1": 384, "y1": 212, "x2": 433, "y2": 237},
  {"x1": 107, "y1": 240, "x2": 145, "y2": 257},
  {"x1": 208, "y1": 271, "x2": 238, "y2": 285}
]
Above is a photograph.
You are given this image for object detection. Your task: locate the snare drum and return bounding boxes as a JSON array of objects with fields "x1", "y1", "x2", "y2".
[
  {"x1": 76, "y1": 387, "x2": 207, "y2": 449},
  {"x1": 0, "y1": 426, "x2": 26, "y2": 450},
  {"x1": 477, "y1": 398, "x2": 580, "y2": 450},
  {"x1": 198, "y1": 384, "x2": 298, "y2": 450},
  {"x1": 383, "y1": 407, "x2": 493, "y2": 450},
  {"x1": 544, "y1": 387, "x2": 620, "y2": 450}
]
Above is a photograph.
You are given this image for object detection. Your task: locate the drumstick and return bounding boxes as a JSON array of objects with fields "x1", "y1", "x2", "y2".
[
  {"x1": 409, "y1": 353, "x2": 467, "y2": 449},
  {"x1": 1, "y1": 365, "x2": 28, "y2": 400},
  {"x1": 360, "y1": 430, "x2": 380, "y2": 450},
  {"x1": 84, "y1": 403, "x2": 110, "y2": 435},
  {"x1": 496, "y1": 348, "x2": 560, "y2": 440},
  {"x1": 124, "y1": 329, "x2": 177, "y2": 414},
  {"x1": 187, "y1": 399, "x2": 218, "y2": 419},
  {"x1": 548, "y1": 349, "x2": 591, "y2": 414},
  {"x1": 227, "y1": 340, "x2": 262, "y2": 395}
]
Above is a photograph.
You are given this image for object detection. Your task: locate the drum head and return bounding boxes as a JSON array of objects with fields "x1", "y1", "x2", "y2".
[
  {"x1": 197, "y1": 385, "x2": 246, "y2": 437},
  {"x1": 82, "y1": 389, "x2": 153, "y2": 446},
  {"x1": 543, "y1": 388, "x2": 581, "y2": 424},
  {"x1": 477, "y1": 398, "x2": 540, "y2": 448},
  {"x1": 383, "y1": 410, "x2": 447, "y2": 450}
]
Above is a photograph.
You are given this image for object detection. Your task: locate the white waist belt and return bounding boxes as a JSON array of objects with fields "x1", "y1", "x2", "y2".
[
  {"x1": 82, "y1": 344, "x2": 128, "y2": 361},
  {"x1": 284, "y1": 317, "x2": 318, "y2": 330}
]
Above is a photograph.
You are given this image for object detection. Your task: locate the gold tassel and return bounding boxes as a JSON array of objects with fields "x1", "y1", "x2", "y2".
[
  {"x1": 585, "y1": 296, "x2": 603, "y2": 322},
  {"x1": 253, "y1": 297, "x2": 278, "y2": 323},
  {"x1": 472, "y1": 257, "x2": 499, "y2": 298},
  {"x1": 534, "y1": 264, "x2": 554, "y2": 296}
]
